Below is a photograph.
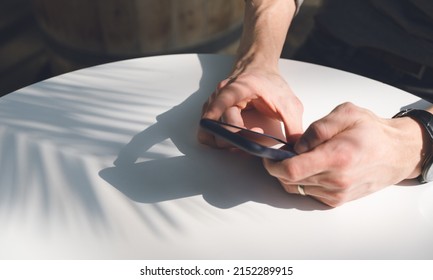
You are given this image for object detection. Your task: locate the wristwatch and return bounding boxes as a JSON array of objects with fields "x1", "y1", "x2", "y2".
[{"x1": 393, "y1": 108, "x2": 433, "y2": 183}]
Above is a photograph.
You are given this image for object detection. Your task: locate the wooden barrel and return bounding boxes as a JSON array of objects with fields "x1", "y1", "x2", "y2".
[{"x1": 31, "y1": 0, "x2": 244, "y2": 74}]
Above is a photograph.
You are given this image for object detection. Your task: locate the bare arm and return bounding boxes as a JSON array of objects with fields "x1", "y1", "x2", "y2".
[
  {"x1": 234, "y1": 0, "x2": 297, "y2": 76},
  {"x1": 198, "y1": 0, "x2": 304, "y2": 146}
]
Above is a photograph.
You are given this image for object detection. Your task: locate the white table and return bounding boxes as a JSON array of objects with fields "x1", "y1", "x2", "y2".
[{"x1": 0, "y1": 54, "x2": 432, "y2": 259}]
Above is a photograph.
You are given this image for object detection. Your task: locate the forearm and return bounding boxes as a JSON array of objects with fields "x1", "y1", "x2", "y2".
[
  {"x1": 233, "y1": 0, "x2": 298, "y2": 74},
  {"x1": 395, "y1": 106, "x2": 433, "y2": 179}
]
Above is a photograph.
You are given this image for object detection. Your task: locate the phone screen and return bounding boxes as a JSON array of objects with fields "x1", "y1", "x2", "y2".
[{"x1": 200, "y1": 118, "x2": 296, "y2": 160}]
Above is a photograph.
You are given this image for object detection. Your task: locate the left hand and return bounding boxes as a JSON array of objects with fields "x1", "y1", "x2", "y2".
[
  {"x1": 198, "y1": 66, "x2": 303, "y2": 147},
  {"x1": 264, "y1": 102, "x2": 427, "y2": 207}
]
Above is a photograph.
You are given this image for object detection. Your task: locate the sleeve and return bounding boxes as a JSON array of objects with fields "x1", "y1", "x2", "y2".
[{"x1": 294, "y1": 0, "x2": 304, "y2": 14}]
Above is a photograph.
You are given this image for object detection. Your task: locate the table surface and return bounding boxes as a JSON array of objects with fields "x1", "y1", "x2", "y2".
[{"x1": 0, "y1": 54, "x2": 432, "y2": 259}]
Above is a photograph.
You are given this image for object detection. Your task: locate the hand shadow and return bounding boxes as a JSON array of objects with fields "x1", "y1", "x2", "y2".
[{"x1": 99, "y1": 54, "x2": 327, "y2": 211}]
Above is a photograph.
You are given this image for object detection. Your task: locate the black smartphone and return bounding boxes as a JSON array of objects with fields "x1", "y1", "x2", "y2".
[{"x1": 199, "y1": 118, "x2": 297, "y2": 160}]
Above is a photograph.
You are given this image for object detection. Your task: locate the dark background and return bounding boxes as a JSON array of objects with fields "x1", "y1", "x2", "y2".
[{"x1": 0, "y1": 0, "x2": 322, "y2": 97}]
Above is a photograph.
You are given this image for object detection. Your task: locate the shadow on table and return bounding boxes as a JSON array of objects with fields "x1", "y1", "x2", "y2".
[{"x1": 99, "y1": 54, "x2": 327, "y2": 211}]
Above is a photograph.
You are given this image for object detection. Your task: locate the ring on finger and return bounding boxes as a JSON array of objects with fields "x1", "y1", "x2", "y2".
[{"x1": 297, "y1": 185, "x2": 307, "y2": 196}]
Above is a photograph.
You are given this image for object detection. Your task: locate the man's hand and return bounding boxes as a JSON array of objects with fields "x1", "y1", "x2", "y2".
[
  {"x1": 197, "y1": 68, "x2": 303, "y2": 147},
  {"x1": 197, "y1": 0, "x2": 302, "y2": 147},
  {"x1": 264, "y1": 102, "x2": 427, "y2": 207}
]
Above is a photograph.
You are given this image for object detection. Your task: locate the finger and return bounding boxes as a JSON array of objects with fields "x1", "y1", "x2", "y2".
[
  {"x1": 282, "y1": 114, "x2": 303, "y2": 144},
  {"x1": 198, "y1": 86, "x2": 234, "y2": 146},
  {"x1": 199, "y1": 105, "x2": 248, "y2": 148},
  {"x1": 202, "y1": 83, "x2": 250, "y2": 121},
  {"x1": 214, "y1": 106, "x2": 245, "y2": 148},
  {"x1": 266, "y1": 141, "x2": 360, "y2": 194},
  {"x1": 221, "y1": 105, "x2": 245, "y2": 126},
  {"x1": 265, "y1": 135, "x2": 361, "y2": 196},
  {"x1": 277, "y1": 179, "x2": 346, "y2": 207},
  {"x1": 263, "y1": 148, "x2": 332, "y2": 183},
  {"x1": 197, "y1": 126, "x2": 216, "y2": 146},
  {"x1": 290, "y1": 182, "x2": 351, "y2": 208},
  {"x1": 277, "y1": 180, "x2": 330, "y2": 200},
  {"x1": 250, "y1": 94, "x2": 303, "y2": 143},
  {"x1": 197, "y1": 92, "x2": 218, "y2": 145},
  {"x1": 280, "y1": 102, "x2": 304, "y2": 143},
  {"x1": 295, "y1": 102, "x2": 357, "y2": 153},
  {"x1": 278, "y1": 181, "x2": 308, "y2": 195},
  {"x1": 218, "y1": 76, "x2": 237, "y2": 89}
]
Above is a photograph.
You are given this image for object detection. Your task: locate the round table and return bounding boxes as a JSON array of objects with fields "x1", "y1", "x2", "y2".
[{"x1": 0, "y1": 54, "x2": 432, "y2": 259}]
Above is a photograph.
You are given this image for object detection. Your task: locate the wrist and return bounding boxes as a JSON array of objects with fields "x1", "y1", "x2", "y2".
[
  {"x1": 232, "y1": 48, "x2": 279, "y2": 75},
  {"x1": 391, "y1": 111, "x2": 433, "y2": 180},
  {"x1": 235, "y1": 0, "x2": 295, "y2": 72}
]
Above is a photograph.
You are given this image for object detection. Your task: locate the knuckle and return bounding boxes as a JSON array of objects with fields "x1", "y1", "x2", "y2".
[
  {"x1": 339, "y1": 181, "x2": 352, "y2": 192},
  {"x1": 335, "y1": 102, "x2": 357, "y2": 113},
  {"x1": 216, "y1": 80, "x2": 226, "y2": 90},
  {"x1": 308, "y1": 120, "x2": 330, "y2": 140},
  {"x1": 335, "y1": 102, "x2": 372, "y2": 119},
  {"x1": 282, "y1": 162, "x2": 303, "y2": 182},
  {"x1": 333, "y1": 176, "x2": 353, "y2": 190},
  {"x1": 332, "y1": 151, "x2": 354, "y2": 169}
]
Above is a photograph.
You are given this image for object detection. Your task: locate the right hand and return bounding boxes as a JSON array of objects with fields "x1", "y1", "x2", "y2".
[{"x1": 263, "y1": 102, "x2": 428, "y2": 207}]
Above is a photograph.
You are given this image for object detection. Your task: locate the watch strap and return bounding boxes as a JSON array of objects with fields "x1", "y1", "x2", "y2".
[{"x1": 393, "y1": 109, "x2": 433, "y2": 183}]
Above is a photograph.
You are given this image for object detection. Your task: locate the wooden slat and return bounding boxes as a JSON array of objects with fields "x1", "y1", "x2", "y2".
[
  {"x1": 32, "y1": 0, "x2": 103, "y2": 51},
  {"x1": 173, "y1": 0, "x2": 206, "y2": 47},
  {"x1": 0, "y1": 0, "x2": 48, "y2": 96},
  {"x1": 135, "y1": 0, "x2": 172, "y2": 52},
  {"x1": 205, "y1": 0, "x2": 243, "y2": 36},
  {"x1": 0, "y1": 52, "x2": 48, "y2": 96}
]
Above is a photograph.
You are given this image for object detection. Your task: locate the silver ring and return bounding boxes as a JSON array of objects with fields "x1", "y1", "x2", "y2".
[{"x1": 297, "y1": 185, "x2": 306, "y2": 196}]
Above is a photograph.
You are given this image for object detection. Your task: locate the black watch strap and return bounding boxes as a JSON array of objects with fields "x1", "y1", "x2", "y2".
[{"x1": 393, "y1": 109, "x2": 433, "y2": 182}]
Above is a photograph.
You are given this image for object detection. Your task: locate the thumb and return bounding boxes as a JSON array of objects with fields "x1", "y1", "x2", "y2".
[
  {"x1": 280, "y1": 107, "x2": 304, "y2": 144},
  {"x1": 295, "y1": 103, "x2": 355, "y2": 153},
  {"x1": 283, "y1": 117, "x2": 303, "y2": 144}
]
